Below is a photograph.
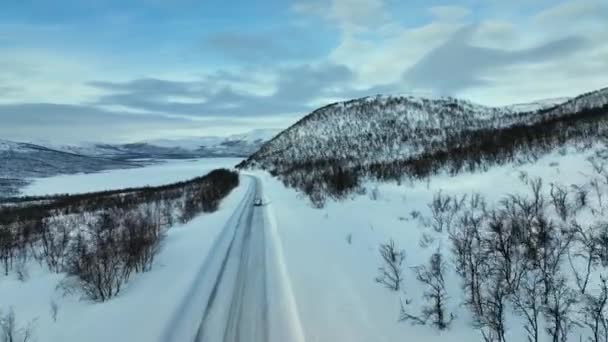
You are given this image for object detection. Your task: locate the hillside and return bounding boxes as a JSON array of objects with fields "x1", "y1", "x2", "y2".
[
  {"x1": 51, "y1": 128, "x2": 280, "y2": 160},
  {"x1": 1, "y1": 129, "x2": 278, "y2": 197},
  {"x1": 0, "y1": 140, "x2": 138, "y2": 197},
  {"x1": 238, "y1": 87, "x2": 608, "y2": 203}
]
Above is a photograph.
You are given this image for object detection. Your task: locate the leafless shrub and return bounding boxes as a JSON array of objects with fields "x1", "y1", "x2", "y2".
[
  {"x1": 475, "y1": 273, "x2": 509, "y2": 342},
  {"x1": 581, "y1": 277, "x2": 608, "y2": 342},
  {"x1": 369, "y1": 186, "x2": 380, "y2": 201},
  {"x1": 49, "y1": 300, "x2": 58, "y2": 323},
  {"x1": 569, "y1": 222, "x2": 600, "y2": 295},
  {"x1": 419, "y1": 233, "x2": 435, "y2": 249},
  {"x1": 65, "y1": 212, "x2": 126, "y2": 302},
  {"x1": 550, "y1": 183, "x2": 571, "y2": 222},
  {"x1": 510, "y1": 269, "x2": 544, "y2": 342},
  {"x1": 401, "y1": 250, "x2": 454, "y2": 330},
  {"x1": 376, "y1": 239, "x2": 406, "y2": 291},
  {"x1": 0, "y1": 226, "x2": 16, "y2": 276},
  {"x1": 120, "y1": 210, "x2": 163, "y2": 279},
  {"x1": 0, "y1": 308, "x2": 35, "y2": 342},
  {"x1": 571, "y1": 184, "x2": 589, "y2": 212},
  {"x1": 543, "y1": 276, "x2": 578, "y2": 342},
  {"x1": 39, "y1": 216, "x2": 71, "y2": 273},
  {"x1": 450, "y1": 194, "x2": 487, "y2": 317},
  {"x1": 428, "y1": 191, "x2": 465, "y2": 233},
  {"x1": 15, "y1": 259, "x2": 28, "y2": 282}
]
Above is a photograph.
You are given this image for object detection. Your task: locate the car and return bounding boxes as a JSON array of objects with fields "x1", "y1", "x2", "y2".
[{"x1": 253, "y1": 198, "x2": 263, "y2": 206}]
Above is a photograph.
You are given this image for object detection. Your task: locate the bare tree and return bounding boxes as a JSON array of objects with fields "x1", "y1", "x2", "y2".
[
  {"x1": 581, "y1": 277, "x2": 608, "y2": 342},
  {"x1": 49, "y1": 300, "x2": 59, "y2": 323},
  {"x1": 450, "y1": 194, "x2": 487, "y2": 317},
  {"x1": 428, "y1": 191, "x2": 465, "y2": 233},
  {"x1": 0, "y1": 308, "x2": 35, "y2": 342},
  {"x1": 401, "y1": 249, "x2": 454, "y2": 330},
  {"x1": 569, "y1": 222, "x2": 600, "y2": 295},
  {"x1": 544, "y1": 276, "x2": 578, "y2": 342},
  {"x1": 0, "y1": 226, "x2": 15, "y2": 276},
  {"x1": 550, "y1": 183, "x2": 571, "y2": 222},
  {"x1": 475, "y1": 274, "x2": 509, "y2": 342},
  {"x1": 376, "y1": 239, "x2": 406, "y2": 291},
  {"x1": 65, "y1": 212, "x2": 126, "y2": 301},
  {"x1": 511, "y1": 269, "x2": 544, "y2": 342},
  {"x1": 39, "y1": 216, "x2": 71, "y2": 273}
]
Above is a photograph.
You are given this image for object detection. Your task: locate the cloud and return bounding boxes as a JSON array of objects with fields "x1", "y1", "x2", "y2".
[
  {"x1": 90, "y1": 63, "x2": 355, "y2": 117},
  {"x1": 293, "y1": 0, "x2": 388, "y2": 33},
  {"x1": 203, "y1": 30, "x2": 323, "y2": 64},
  {"x1": 429, "y1": 5, "x2": 471, "y2": 22},
  {"x1": 534, "y1": 0, "x2": 608, "y2": 26},
  {"x1": 403, "y1": 25, "x2": 587, "y2": 94},
  {"x1": 0, "y1": 103, "x2": 185, "y2": 143}
]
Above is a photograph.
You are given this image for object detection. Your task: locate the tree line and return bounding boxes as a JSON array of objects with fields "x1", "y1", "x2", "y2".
[
  {"x1": 0, "y1": 168, "x2": 239, "y2": 301},
  {"x1": 274, "y1": 103, "x2": 608, "y2": 206}
]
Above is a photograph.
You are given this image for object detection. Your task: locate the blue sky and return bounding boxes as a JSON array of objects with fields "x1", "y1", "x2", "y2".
[{"x1": 1, "y1": 0, "x2": 607, "y2": 143}]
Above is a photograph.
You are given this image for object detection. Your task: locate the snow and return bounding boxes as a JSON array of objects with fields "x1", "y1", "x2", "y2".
[
  {"x1": 503, "y1": 96, "x2": 570, "y2": 112},
  {"x1": 143, "y1": 129, "x2": 280, "y2": 150},
  {"x1": 0, "y1": 166, "x2": 251, "y2": 342},
  {"x1": 21, "y1": 157, "x2": 242, "y2": 196},
  {"x1": 250, "y1": 144, "x2": 603, "y2": 342},
  {"x1": 0, "y1": 139, "x2": 32, "y2": 153},
  {"x1": 4, "y1": 144, "x2": 607, "y2": 341}
]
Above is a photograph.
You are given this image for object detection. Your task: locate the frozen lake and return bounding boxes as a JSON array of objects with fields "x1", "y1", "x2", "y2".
[{"x1": 22, "y1": 157, "x2": 243, "y2": 196}]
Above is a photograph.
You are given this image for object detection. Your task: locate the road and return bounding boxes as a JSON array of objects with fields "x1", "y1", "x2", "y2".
[
  {"x1": 160, "y1": 175, "x2": 303, "y2": 342},
  {"x1": 194, "y1": 176, "x2": 269, "y2": 342}
]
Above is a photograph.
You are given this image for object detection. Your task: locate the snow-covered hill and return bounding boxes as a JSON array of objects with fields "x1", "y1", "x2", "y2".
[
  {"x1": 46, "y1": 128, "x2": 280, "y2": 160},
  {"x1": 503, "y1": 96, "x2": 570, "y2": 113},
  {"x1": 0, "y1": 140, "x2": 138, "y2": 197},
  {"x1": 1, "y1": 129, "x2": 278, "y2": 197},
  {"x1": 241, "y1": 89, "x2": 607, "y2": 171},
  {"x1": 238, "y1": 87, "x2": 608, "y2": 201}
]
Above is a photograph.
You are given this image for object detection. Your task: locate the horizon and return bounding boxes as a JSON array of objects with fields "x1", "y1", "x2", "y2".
[{"x1": 1, "y1": 0, "x2": 607, "y2": 144}]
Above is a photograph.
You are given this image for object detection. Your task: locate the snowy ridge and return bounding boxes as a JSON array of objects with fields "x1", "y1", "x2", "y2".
[
  {"x1": 142, "y1": 128, "x2": 280, "y2": 151},
  {"x1": 502, "y1": 97, "x2": 570, "y2": 113},
  {"x1": 240, "y1": 88, "x2": 608, "y2": 172},
  {"x1": 539, "y1": 87, "x2": 608, "y2": 120}
]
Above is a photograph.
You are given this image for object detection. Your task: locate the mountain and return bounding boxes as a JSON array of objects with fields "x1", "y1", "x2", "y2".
[
  {"x1": 49, "y1": 128, "x2": 281, "y2": 160},
  {"x1": 141, "y1": 128, "x2": 280, "y2": 157},
  {"x1": 502, "y1": 97, "x2": 570, "y2": 113},
  {"x1": 0, "y1": 140, "x2": 138, "y2": 197},
  {"x1": 1, "y1": 129, "x2": 279, "y2": 197},
  {"x1": 238, "y1": 87, "x2": 608, "y2": 202}
]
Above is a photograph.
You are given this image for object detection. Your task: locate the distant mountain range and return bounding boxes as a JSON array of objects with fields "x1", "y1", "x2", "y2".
[
  {"x1": 46, "y1": 128, "x2": 281, "y2": 160},
  {"x1": 0, "y1": 128, "x2": 279, "y2": 197}
]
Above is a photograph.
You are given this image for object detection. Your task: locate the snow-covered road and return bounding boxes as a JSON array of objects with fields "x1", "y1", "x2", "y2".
[
  {"x1": 161, "y1": 175, "x2": 304, "y2": 342},
  {"x1": 194, "y1": 176, "x2": 268, "y2": 342}
]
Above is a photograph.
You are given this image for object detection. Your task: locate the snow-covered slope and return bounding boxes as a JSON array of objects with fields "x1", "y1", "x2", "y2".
[
  {"x1": 503, "y1": 96, "x2": 570, "y2": 113},
  {"x1": 146, "y1": 128, "x2": 279, "y2": 150},
  {"x1": 240, "y1": 89, "x2": 607, "y2": 172},
  {"x1": 253, "y1": 142, "x2": 608, "y2": 342},
  {"x1": 44, "y1": 128, "x2": 280, "y2": 160},
  {"x1": 0, "y1": 139, "x2": 137, "y2": 197}
]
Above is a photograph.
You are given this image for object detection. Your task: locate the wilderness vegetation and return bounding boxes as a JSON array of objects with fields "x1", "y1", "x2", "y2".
[
  {"x1": 377, "y1": 155, "x2": 608, "y2": 341},
  {"x1": 239, "y1": 90, "x2": 608, "y2": 207},
  {"x1": 0, "y1": 169, "x2": 239, "y2": 302}
]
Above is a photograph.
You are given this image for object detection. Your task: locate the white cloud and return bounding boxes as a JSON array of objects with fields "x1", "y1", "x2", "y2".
[
  {"x1": 0, "y1": 48, "x2": 106, "y2": 104},
  {"x1": 534, "y1": 0, "x2": 608, "y2": 26},
  {"x1": 293, "y1": 0, "x2": 388, "y2": 34},
  {"x1": 429, "y1": 5, "x2": 471, "y2": 22}
]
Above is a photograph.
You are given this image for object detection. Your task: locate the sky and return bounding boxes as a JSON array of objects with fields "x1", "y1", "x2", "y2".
[{"x1": 0, "y1": 0, "x2": 607, "y2": 144}]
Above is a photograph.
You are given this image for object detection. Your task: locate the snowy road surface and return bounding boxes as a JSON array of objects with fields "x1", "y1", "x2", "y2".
[
  {"x1": 161, "y1": 175, "x2": 304, "y2": 342},
  {"x1": 194, "y1": 176, "x2": 268, "y2": 342}
]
